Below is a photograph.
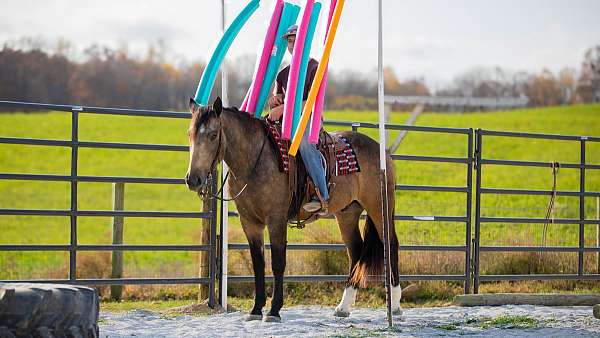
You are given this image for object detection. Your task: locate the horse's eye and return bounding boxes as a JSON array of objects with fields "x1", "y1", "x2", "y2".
[{"x1": 209, "y1": 132, "x2": 218, "y2": 141}]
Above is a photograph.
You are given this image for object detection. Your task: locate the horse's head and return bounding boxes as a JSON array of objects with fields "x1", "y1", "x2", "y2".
[{"x1": 185, "y1": 97, "x2": 224, "y2": 195}]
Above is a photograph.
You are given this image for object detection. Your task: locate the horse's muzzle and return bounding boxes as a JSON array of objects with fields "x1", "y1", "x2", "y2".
[
  {"x1": 185, "y1": 171, "x2": 211, "y2": 195},
  {"x1": 185, "y1": 172, "x2": 200, "y2": 191}
]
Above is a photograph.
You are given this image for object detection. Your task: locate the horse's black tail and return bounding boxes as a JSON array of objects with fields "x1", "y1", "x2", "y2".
[{"x1": 349, "y1": 215, "x2": 383, "y2": 288}]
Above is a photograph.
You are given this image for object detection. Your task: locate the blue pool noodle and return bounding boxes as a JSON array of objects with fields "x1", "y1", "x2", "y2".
[
  {"x1": 194, "y1": 0, "x2": 260, "y2": 105},
  {"x1": 254, "y1": 2, "x2": 301, "y2": 115}
]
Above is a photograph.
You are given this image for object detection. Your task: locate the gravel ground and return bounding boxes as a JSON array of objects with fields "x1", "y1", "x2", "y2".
[{"x1": 100, "y1": 305, "x2": 599, "y2": 337}]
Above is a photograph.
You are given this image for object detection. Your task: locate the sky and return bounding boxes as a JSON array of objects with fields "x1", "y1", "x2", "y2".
[{"x1": 1, "y1": 0, "x2": 599, "y2": 89}]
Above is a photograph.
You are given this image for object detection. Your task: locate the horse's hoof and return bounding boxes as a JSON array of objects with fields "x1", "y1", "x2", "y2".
[
  {"x1": 263, "y1": 315, "x2": 281, "y2": 323},
  {"x1": 333, "y1": 308, "x2": 350, "y2": 317},
  {"x1": 245, "y1": 314, "x2": 263, "y2": 321},
  {"x1": 392, "y1": 308, "x2": 403, "y2": 316}
]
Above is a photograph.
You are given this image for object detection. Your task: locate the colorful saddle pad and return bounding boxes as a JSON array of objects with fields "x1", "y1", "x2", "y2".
[{"x1": 265, "y1": 120, "x2": 360, "y2": 176}]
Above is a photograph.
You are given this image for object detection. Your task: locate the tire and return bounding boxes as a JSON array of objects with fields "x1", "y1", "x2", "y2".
[{"x1": 0, "y1": 283, "x2": 99, "y2": 338}]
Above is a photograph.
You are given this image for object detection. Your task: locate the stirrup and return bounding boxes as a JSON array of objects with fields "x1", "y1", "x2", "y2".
[
  {"x1": 315, "y1": 187, "x2": 329, "y2": 215},
  {"x1": 302, "y1": 199, "x2": 322, "y2": 213}
]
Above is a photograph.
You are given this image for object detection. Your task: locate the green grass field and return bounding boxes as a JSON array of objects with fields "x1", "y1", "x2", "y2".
[{"x1": 1, "y1": 104, "x2": 600, "y2": 293}]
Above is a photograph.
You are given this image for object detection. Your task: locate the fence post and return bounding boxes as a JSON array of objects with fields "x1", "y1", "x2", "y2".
[
  {"x1": 111, "y1": 182, "x2": 125, "y2": 301},
  {"x1": 578, "y1": 138, "x2": 585, "y2": 276},
  {"x1": 198, "y1": 197, "x2": 211, "y2": 301},
  {"x1": 208, "y1": 173, "x2": 218, "y2": 308},
  {"x1": 464, "y1": 128, "x2": 474, "y2": 294},
  {"x1": 473, "y1": 129, "x2": 483, "y2": 294},
  {"x1": 218, "y1": 164, "x2": 229, "y2": 310},
  {"x1": 70, "y1": 107, "x2": 81, "y2": 282}
]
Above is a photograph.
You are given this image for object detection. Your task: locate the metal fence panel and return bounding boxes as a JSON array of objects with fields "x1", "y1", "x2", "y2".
[
  {"x1": 226, "y1": 120, "x2": 474, "y2": 293},
  {"x1": 6, "y1": 101, "x2": 599, "y2": 300},
  {"x1": 472, "y1": 128, "x2": 600, "y2": 293},
  {"x1": 0, "y1": 100, "x2": 218, "y2": 306}
]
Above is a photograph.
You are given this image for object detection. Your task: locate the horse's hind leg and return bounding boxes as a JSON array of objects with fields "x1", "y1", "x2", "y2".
[
  {"x1": 241, "y1": 218, "x2": 266, "y2": 321},
  {"x1": 359, "y1": 180, "x2": 402, "y2": 315},
  {"x1": 264, "y1": 218, "x2": 288, "y2": 322},
  {"x1": 333, "y1": 202, "x2": 364, "y2": 317}
]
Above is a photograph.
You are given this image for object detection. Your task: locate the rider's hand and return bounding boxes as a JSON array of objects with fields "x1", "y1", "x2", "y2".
[
  {"x1": 268, "y1": 104, "x2": 284, "y2": 121},
  {"x1": 268, "y1": 94, "x2": 284, "y2": 109}
]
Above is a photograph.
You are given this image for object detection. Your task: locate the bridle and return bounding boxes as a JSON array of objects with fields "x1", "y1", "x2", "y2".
[
  {"x1": 197, "y1": 123, "x2": 223, "y2": 198},
  {"x1": 196, "y1": 116, "x2": 268, "y2": 202}
]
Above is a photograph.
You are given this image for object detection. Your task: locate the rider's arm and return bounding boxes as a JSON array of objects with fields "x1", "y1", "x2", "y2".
[{"x1": 268, "y1": 100, "x2": 306, "y2": 122}]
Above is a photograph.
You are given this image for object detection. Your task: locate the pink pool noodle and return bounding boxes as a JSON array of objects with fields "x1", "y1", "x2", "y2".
[
  {"x1": 282, "y1": 0, "x2": 314, "y2": 139},
  {"x1": 309, "y1": 0, "x2": 337, "y2": 143},
  {"x1": 246, "y1": 0, "x2": 284, "y2": 114},
  {"x1": 309, "y1": 72, "x2": 328, "y2": 142}
]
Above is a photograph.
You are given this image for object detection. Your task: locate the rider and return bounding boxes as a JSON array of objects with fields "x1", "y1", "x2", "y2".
[{"x1": 267, "y1": 24, "x2": 329, "y2": 214}]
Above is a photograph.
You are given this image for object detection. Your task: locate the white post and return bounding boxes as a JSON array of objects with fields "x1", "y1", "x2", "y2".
[
  {"x1": 377, "y1": 2, "x2": 387, "y2": 172},
  {"x1": 220, "y1": 0, "x2": 229, "y2": 311},
  {"x1": 377, "y1": 0, "x2": 393, "y2": 327}
]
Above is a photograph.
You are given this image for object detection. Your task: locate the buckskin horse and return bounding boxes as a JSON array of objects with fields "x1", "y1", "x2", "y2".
[{"x1": 185, "y1": 97, "x2": 401, "y2": 322}]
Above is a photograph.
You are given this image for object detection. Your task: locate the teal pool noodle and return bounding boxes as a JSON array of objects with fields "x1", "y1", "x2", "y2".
[
  {"x1": 254, "y1": 3, "x2": 300, "y2": 115},
  {"x1": 291, "y1": 2, "x2": 321, "y2": 137},
  {"x1": 194, "y1": 0, "x2": 260, "y2": 105}
]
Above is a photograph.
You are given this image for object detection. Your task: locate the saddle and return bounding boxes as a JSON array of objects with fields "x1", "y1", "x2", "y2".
[{"x1": 264, "y1": 119, "x2": 360, "y2": 224}]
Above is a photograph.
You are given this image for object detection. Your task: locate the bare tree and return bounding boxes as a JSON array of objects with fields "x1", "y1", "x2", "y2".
[{"x1": 577, "y1": 45, "x2": 600, "y2": 103}]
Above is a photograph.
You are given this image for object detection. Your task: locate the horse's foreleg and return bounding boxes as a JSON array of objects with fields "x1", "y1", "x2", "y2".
[
  {"x1": 265, "y1": 219, "x2": 287, "y2": 322},
  {"x1": 242, "y1": 219, "x2": 266, "y2": 320},
  {"x1": 333, "y1": 204, "x2": 364, "y2": 317}
]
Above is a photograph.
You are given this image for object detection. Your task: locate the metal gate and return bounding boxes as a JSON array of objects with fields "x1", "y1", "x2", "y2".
[
  {"x1": 227, "y1": 121, "x2": 474, "y2": 293},
  {"x1": 0, "y1": 101, "x2": 219, "y2": 306},
  {"x1": 472, "y1": 128, "x2": 600, "y2": 293}
]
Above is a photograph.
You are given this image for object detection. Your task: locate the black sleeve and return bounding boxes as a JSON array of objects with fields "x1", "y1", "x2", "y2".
[
  {"x1": 275, "y1": 74, "x2": 284, "y2": 96},
  {"x1": 304, "y1": 59, "x2": 319, "y2": 100}
]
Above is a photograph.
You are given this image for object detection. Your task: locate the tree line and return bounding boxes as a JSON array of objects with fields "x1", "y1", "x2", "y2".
[{"x1": 0, "y1": 40, "x2": 598, "y2": 112}]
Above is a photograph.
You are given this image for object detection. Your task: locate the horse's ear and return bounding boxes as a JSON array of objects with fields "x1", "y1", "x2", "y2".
[
  {"x1": 189, "y1": 98, "x2": 197, "y2": 113},
  {"x1": 213, "y1": 97, "x2": 222, "y2": 117}
]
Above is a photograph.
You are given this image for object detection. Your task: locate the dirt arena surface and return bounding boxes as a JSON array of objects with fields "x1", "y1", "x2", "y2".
[{"x1": 99, "y1": 304, "x2": 599, "y2": 337}]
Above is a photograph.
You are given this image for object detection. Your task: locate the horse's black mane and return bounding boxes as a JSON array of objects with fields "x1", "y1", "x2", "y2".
[
  {"x1": 222, "y1": 106, "x2": 267, "y2": 132},
  {"x1": 192, "y1": 105, "x2": 263, "y2": 136}
]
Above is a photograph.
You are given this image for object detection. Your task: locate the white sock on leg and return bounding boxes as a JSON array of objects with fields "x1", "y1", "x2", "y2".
[
  {"x1": 334, "y1": 286, "x2": 357, "y2": 317},
  {"x1": 391, "y1": 284, "x2": 402, "y2": 315}
]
